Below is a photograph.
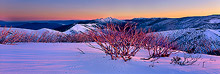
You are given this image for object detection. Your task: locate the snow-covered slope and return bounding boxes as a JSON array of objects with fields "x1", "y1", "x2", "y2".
[
  {"x1": 159, "y1": 28, "x2": 220, "y2": 42},
  {"x1": 131, "y1": 15, "x2": 220, "y2": 32},
  {"x1": 209, "y1": 19, "x2": 220, "y2": 23},
  {"x1": 204, "y1": 29, "x2": 220, "y2": 41},
  {"x1": 37, "y1": 28, "x2": 64, "y2": 35},
  {"x1": 0, "y1": 27, "x2": 64, "y2": 36},
  {"x1": 0, "y1": 43, "x2": 219, "y2": 74},
  {"x1": 63, "y1": 24, "x2": 96, "y2": 34},
  {"x1": 155, "y1": 28, "x2": 220, "y2": 52}
]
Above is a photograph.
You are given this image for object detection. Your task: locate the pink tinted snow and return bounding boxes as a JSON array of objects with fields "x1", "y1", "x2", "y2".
[{"x1": 0, "y1": 43, "x2": 220, "y2": 74}]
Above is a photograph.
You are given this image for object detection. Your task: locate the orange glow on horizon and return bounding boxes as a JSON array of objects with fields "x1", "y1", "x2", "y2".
[
  {"x1": 1, "y1": 9, "x2": 220, "y2": 21},
  {"x1": 1, "y1": 0, "x2": 220, "y2": 21}
]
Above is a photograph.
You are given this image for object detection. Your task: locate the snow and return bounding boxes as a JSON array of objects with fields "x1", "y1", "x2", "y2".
[
  {"x1": 96, "y1": 17, "x2": 124, "y2": 23},
  {"x1": 0, "y1": 27, "x2": 65, "y2": 36},
  {"x1": 156, "y1": 28, "x2": 220, "y2": 49},
  {"x1": 208, "y1": 29, "x2": 220, "y2": 36},
  {"x1": 208, "y1": 19, "x2": 220, "y2": 23},
  {"x1": 37, "y1": 28, "x2": 63, "y2": 35},
  {"x1": 0, "y1": 27, "x2": 35, "y2": 33},
  {"x1": 100, "y1": 17, "x2": 118, "y2": 22},
  {"x1": 204, "y1": 29, "x2": 220, "y2": 41},
  {"x1": 0, "y1": 43, "x2": 220, "y2": 74},
  {"x1": 63, "y1": 24, "x2": 96, "y2": 34},
  {"x1": 157, "y1": 28, "x2": 220, "y2": 41}
]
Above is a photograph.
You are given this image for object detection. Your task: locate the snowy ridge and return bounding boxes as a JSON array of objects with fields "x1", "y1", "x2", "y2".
[
  {"x1": 204, "y1": 29, "x2": 220, "y2": 41},
  {"x1": 96, "y1": 17, "x2": 125, "y2": 23},
  {"x1": 37, "y1": 28, "x2": 63, "y2": 35},
  {"x1": 0, "y1": 23, "x2": 97, "y2": 35},
  {"x1": 208, "y1": 29, "x2": 220, "y2": 36},
  {"x1": 63, "y1": 24, "x2": 96, "y2": 34},
  {"x1": 0, "y1": 27, "x2": 65, "y2": 36},
  {"x1": 132, "y1": 15, "x2": 220, "y2": 32},
  {"x1": 157, "y1": 28, "x2": 220, "y2": 42}
]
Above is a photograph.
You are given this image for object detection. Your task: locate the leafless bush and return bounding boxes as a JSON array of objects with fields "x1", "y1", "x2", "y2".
[
  {"x1": 0, "y1": 27, "x2": 24, "y2": 44},
  {"x1": 18, "y1": 31, "x2": 65, "y2": 43},
  {"x1": 141, "y1": 32, "x2": 178, "y2": 60},
  {"x1": 21, "y1": 32, "x2": 93, "y2": 43},
  {"x1": 0, "y1": 27, "x2": 93, "y2": 44},
  {"x1": 87, "y1": 23, "x2": 182, "y2": 62},
  {"x1": 206, "y1": 40, "x2": 220, "y2": 56},
  {"x1": 64, "y1": 33, "x2": 93, "y2": 42},
  {"x1": 170, "y1": 54, "x2": 201, "y2": 66},
  {"x1": 207, "y1": 50, "x2": 220, "y2": 56},
  {"x1": 87, "y1": 23, "x2": 146, "y2": 62}
]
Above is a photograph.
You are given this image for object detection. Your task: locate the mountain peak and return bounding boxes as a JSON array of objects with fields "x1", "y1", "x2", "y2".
[
  {"x1": 96, "y1": 17, "x2": 123, "y2": 23},
  {"x1": 104, "y1": 17, "x2": 114, "y2": 19},
  {"x1": 99, "y1": 17, "x2": 117, "y2": 20}
]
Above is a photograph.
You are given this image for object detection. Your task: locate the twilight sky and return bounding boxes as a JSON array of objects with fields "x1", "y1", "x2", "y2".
[{"x1": 0, "y1": 0, "x2": 220, "y2": 21}]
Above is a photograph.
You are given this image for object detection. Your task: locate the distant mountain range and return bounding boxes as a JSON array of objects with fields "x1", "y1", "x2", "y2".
[
  {"x1": 1, "y1": 15, "x2": 220, "y2": 32},
  {"x1": 130, "y1": 15, "x2": 220, "y2": 32}
]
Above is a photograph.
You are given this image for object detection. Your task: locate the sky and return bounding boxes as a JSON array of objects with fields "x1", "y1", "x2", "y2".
[{"x1": 0, "y1": 0, "x2": 220, "y2": 21}]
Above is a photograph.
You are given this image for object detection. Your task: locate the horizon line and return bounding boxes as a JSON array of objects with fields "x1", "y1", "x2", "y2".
[{"x1": 2, "y1": 14, "x2": 220, "y2": 22}]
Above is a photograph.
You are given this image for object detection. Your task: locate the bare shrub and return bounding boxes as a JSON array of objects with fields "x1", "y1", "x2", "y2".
[
  {"x1": 25, "y1": 32, "x2": 93, "y2": 43},
  {"x1": 18, "y1": 31, "x2": 64, "y2": 43},
  {"x1": 206, "y1": 40, "x2": 220, "y2": 56},
  {"x1": 64, "y1": 33, "x2": 93, "y2": 42},
  {"x1": 87, "y1": 23, "x2": 180, "y2": 62},
  {"x1": 87, "y1": 23, "x2": 146, "y2": 62},
  {"x1": 37, "y1": 32, "x2": 64, "y2": 43},
  {"x1": 170, "y1": 54, "x2": 201, "y2": 66},
  {"x1": 207, "y1": 50, "x2": 220, "y2": 56},
  {"x1": 141, "y1": 32, "x2": 178, "y2": 60},
  {"x1": 19, "y1": 31, "x2": 40, "y2": 42},
  {"x1": 0, "y1": 26, "x2": 93, "y2": 44},
  {"x1": 0, "y1": 27, "x2": 24, "y2": 45}
]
